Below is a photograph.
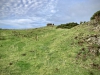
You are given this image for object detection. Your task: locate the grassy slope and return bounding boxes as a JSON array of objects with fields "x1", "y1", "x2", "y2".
[{"x1": 0, "y1": 25, "x2": 100, "y2": 75}]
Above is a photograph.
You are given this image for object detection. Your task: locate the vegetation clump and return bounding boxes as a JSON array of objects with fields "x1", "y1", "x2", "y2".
[
  {"x1": 90, "y1": 10, "x2": 100, "y2": 23},
  {"x1": 56, "y1": 22, "x2": 79, "y2": 29}
]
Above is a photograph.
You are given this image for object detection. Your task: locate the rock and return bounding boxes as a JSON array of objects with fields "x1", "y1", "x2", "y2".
[
  {"x1": 97, "y1": 37, "x2": 100, "y2": 45},
  {"x1": 98, "y1": 49, "x2": 100, "y2": 53},
  {"x1": 91, "y1": 37, "x2": 97, "y2": 44},
  {"x1": 86, "y1": 38, "x2": 91, "y2": 42}
]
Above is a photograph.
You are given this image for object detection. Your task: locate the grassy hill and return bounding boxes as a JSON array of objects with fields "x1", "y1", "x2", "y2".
[{"x1": 0, "y1": 23, "x2": 100, "y2": 75}]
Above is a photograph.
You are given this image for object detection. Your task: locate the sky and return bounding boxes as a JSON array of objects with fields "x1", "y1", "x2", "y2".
[{"x1": 0, "y1": 0, "x2": 100, "y2": 29}]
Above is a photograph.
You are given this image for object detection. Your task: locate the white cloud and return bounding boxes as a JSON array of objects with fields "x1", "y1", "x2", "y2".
[
  {"x1": 0, "y1": 17, "x2": 50, "y2": 29},
  {"x1": 0, "y1": 19, "x2": 32, "y2": 25},
  {"x1": 0, "y1": 0, "x2": 58, "y2": 18},
  {"x1": 0, "y1": 0, "x2": 58, "y2": 29}
]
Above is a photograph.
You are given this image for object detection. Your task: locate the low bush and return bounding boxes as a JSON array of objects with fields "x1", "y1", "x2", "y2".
[{"x1": 56, "y1": 22, "x2": 79, "y2": 29}]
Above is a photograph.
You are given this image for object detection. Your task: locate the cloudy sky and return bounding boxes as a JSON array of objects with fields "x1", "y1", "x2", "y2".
[{"x1": 0, "y1": 0, "x2": 100, "y2": 29}]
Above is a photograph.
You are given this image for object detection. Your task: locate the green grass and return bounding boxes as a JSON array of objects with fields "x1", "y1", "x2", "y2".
[{"x1": 0, "y1": 25, "x2": 100, "y2": 75}]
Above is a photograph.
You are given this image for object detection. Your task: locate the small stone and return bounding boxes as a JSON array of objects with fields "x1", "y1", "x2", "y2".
[
  {"x1": 97, "y1": 37, "x2": 100, "y2": 45},
  {"x1": 86, "y1": 38, "x2": 91, "y2": 42}
]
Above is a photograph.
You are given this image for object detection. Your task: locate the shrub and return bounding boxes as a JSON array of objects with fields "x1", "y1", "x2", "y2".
[
  {"x1": 90, "y1": 10, "x2": 100, "y2": 22},
  {"x1": 56, "y1": 22, "x2": 79, "y2": 29}
]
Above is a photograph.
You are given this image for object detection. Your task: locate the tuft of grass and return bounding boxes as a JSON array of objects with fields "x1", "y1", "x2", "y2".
[
  {"x1": 14, "y1": 42, "x2": 26, "y2": 51},
  {"x1": 16, "y1": 61, "x2": 31, "y2": 71}
]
